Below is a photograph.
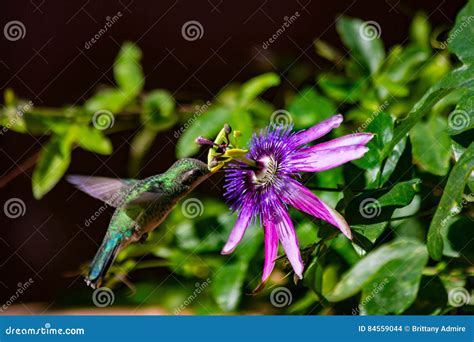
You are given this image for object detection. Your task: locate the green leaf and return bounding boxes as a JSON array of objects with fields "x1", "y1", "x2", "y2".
[
  {"x1": 451, "y1": 141, "x2": 474, "y2": 192},
  {"x1": 447, "y1": 94, "x2": 474, "y2": 135},
  {"x1": 303, "y1": 257, "x2": 324, "y2": 296},
  {"x1": 352, "y1": 111, "x2": 405, "y2": 187},
  {"x1": 379, "y1": 45, "x2": 429, "y2": 85},
  {"x1": 336, "y1": 16, "x2": 385, "y2": 74},
  {"x1": 75, "y1": 126, "x2": 113, "y2": 155},
  {"x1": 113, "y1": 42, "x2": 145, "y2": 98},
  {"x1": 353, "y1": 111, "x2": 393, "y2": 170},
  {"x1": 404, "y1": 275, "x2": 447, "y2": 315},
  {"x1": 379, "y1": 137, "x2": 407, "y2": 185},
  {"x1": 409, "y1": 12, "x2": 431, "y2": 49},
  {"x1": 314, "y1": 40, "x2": 344, "y2": 64},
  {"x1": 287, "y1": 87, "x2": 335, "y2": 129},
  {"x1": 380, "y1": 2, "x2": 474, "y2": 157},
  {"x1": 352, "y1": 222, "x2": 388, "y2": 244},
  {"x1": 446, "y1": 0, "x2": 474, "y2": 65},
  {"x1": 212, "y1": 261, "x2": 248, "y2": 312},
  {"x1": 442, "y1": 217, "x2": 474, "y2": 263},
  {"x1": 128, "y1": 127, "x2": 157, "y2": 177},
  {"x1": 410, "y1": 116, "x2": 452, "y2": 176},
  {"x1": 360, "y1": 253, "x2": 427, "y2": 315},
  {"x1": 238, "y1": 73, "x2": 280, "y2": 105},
  {"x1": 32, "y1": 132, "x2": 75, "y2": 199},
  {"x1": 427, "y1": 142, "x2": 474, "y2": 260},
  {"x1": 84, "y1": 88, "x2": 129, "y2": 113},
  {"x1": 328, "y1": 239, "x2": 428, "y2": 314},
  {"x1": 141, "y1": 90, "x2": 176, "y2": 130},
  {"x1": 317, "y1": 73, "x2": 364, "y2": 103},
  {"x1": 176, "y1": 106, "x2": 231, "y2": 158},
  {"x1": 382, "y1": 65, "x2": 474, "y2": 159},
  {"x1": 345, "y1": 179, "x2": 420, "y2": 225}
]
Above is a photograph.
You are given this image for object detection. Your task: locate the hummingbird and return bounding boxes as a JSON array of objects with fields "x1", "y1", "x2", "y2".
[{"x1": 67, "y1": 158, "x2": 210, "y2": 288}]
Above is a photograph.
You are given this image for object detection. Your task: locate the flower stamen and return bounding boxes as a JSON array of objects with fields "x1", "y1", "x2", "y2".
[{"x1": 253, "y1": 156, "x2": 279, "y2": 187}]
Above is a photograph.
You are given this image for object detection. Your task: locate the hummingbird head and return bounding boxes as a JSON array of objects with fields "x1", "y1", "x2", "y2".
[{"x1": 168, "y1": 158, "x2": 210, "y2": 192}]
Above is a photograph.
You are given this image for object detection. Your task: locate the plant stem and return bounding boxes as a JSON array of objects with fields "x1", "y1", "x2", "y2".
[{"x1": 234, "y1": 155, "x2": 258, "y2": 168}]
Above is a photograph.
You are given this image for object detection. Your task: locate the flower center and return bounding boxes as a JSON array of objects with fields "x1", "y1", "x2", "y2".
[{"x1": 252, "y1": 156, "x2": 279, "y2": 187}]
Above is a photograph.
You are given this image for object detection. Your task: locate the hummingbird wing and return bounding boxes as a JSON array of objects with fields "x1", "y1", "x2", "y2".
[
  {"x1": 124, "y1": 191, "x2": 165, "y2": 207},
  {"x1": 67, "y1": 175, "x2": 138, "y2": 207}
]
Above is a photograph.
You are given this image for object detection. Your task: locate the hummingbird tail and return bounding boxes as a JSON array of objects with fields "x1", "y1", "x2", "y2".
[{"x1": 85, "y1": 236, "x2": 122, "y2": 289}]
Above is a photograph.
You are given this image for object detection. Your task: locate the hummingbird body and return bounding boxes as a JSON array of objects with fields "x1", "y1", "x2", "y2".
[{"x1": 68, "y1": 158, "x2": 210, "y2": 288}]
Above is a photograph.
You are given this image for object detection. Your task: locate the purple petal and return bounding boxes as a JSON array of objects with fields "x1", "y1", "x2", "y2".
[
  {"x1": 309, "y1": 133, "x2": 374, "y2": 151},
  {"x1": 221, "y1": 206, "x2": 252, "y2": 254},
  {"x1": 270, "y1": 204, "x2": 304, "y2": 279},
  {"x1": 293, "y1": 145, "x2": 369, "y2": 172},
  {"x1": 281, "y1": 179, "x2": 352, "y2": 239},
  {"x1": 292, "y1": 114, "x2": 343, "y2": 146},
  {"x1": 261, "y1": 217, "x2": 279, "y2": 283}
]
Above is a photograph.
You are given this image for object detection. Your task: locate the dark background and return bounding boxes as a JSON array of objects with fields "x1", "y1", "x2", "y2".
[{"x1": 0, "y1": 0, "x2": 465, "y2": 306}]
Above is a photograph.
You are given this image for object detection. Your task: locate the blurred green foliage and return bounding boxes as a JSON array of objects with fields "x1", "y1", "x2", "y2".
[{"x1": 1, "y1": 2, "x2": 473, "y2": 315}]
